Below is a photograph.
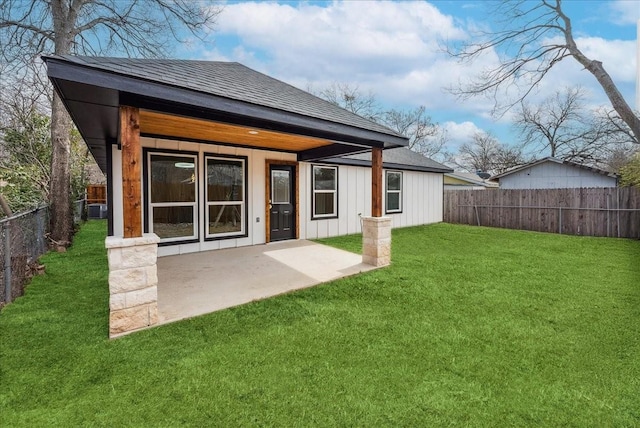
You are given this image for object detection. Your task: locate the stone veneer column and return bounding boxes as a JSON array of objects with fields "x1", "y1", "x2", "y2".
[
  {"x1": 105, "y1": 233, "x2": 160, "y2": 337},
  {"x1": 362, "y1": 216, "x2": 392, "y2": 267}
]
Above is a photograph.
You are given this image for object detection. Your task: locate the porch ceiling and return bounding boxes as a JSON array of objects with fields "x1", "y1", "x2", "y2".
[{"x1": 140, "y1": 110, "x2": 332, "y2": 153}]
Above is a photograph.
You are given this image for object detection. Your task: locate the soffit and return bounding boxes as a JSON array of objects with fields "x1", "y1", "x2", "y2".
[{"x1": 139, "y1": 110, "x2": 333, "y2": 152}]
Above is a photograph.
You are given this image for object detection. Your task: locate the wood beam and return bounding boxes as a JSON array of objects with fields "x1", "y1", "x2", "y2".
[
  {"x1": 372, "y1": 147, "x2": 383, "y2": 217},
  {"x1": 119, "y1": 106, "x2": 142, "y2": 238}
]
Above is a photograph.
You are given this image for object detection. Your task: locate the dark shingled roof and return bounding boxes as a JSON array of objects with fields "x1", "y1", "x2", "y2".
[
  {"x1": 54, "y1": 55, "x2": 404, "y2": 139},
  {"x1": 325, "y1": 147, "x2": 452, "y2": 174}
]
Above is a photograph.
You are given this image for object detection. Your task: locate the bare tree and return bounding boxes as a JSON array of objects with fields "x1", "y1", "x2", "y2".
[
  {"x1": 0, "y1": 0, "x2": 222, "y2": 245},
  {"x1": 316, "y1": 83, "x2": 448, "y2": 159},
  {"x1": 318, "y1": 82, "x2": 381, "y2": 122},
  {"x1": 453, "y1": 131, "x2": 525, "y2": 175},
  {"x1": 381, "y1": 106, "x2": 448, "y2": 159},
  {"x1": 514, "y1": 86, "x2": 610, "y2": 164},
  {"x1": 447, "y1": 0, "x2": 640, "y2": 142},
  {"x1": 591, "y1": 107, "x2": 639, "y2": 146}
]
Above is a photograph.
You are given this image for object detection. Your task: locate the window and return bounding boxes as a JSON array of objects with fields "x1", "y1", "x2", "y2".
[
  {"x1": 148, "y1": 152, "x2": 198, "y2": 242},
  {"x1": 385, "y1": 170, "x2": 402, "y2": 214},
  {"x1": 205, "y1": 156, "x2": 247, "y2": 238},
  {"x1": 312, "y1": 165, "x2": 337, "y2": 218}
]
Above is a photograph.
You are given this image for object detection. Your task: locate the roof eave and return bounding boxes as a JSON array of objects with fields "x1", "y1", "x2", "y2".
[
  {"x1": 43, "y1": 55, "x2": 409, "y2": 156},
  {"x1": 321, "y1": 157, "x2": 453, "y2": 173}
]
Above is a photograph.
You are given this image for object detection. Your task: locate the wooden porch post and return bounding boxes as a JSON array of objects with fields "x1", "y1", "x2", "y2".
[
  {"x1": 372, "y1": 147, "x2": 383, "y2": 217},
  {"x1": 119, "y1": 106, "x2": 142, "y2": 238},
  {"x1": 108, "y1": 105, "x2": 158, "y2": 338}
]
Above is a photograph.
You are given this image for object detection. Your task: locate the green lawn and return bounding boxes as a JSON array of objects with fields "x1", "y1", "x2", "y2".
[{"x1": 1, "y1": 221, "x2": 639, "y2": 426}]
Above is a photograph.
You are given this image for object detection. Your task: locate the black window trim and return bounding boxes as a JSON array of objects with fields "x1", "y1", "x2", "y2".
[
  {"x1": 385, "y1": 169, "x2": 403, "y2": 214},
  {"x1": 311, "y1": 164, "x2": 339, "y2": 220},
  {"x1": 144, "y1": 148, "x2": 200, "y2": 246},
  {"x1": 203, "y1": 152, "x2": 249, "y2": 241}
]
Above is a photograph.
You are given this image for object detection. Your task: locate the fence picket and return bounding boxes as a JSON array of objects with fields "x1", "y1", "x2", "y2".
[{"x1": 444, "y1": 188, "x2": 640, "y2": 239}]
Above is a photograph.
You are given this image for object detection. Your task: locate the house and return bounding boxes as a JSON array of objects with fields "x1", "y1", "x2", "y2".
[
  {"x1": 492, "y1": 157, "x2": 618, "y2": 189},
  {"x1": 444, "y1": 171, "x2": 499, "y2": 190},
  {"x1": 44, "y1": 55, "x2": 450, "y2": 336}
]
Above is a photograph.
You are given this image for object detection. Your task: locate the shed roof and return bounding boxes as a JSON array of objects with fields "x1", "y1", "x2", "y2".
[
  {"x1": 43, "y1": 55, "x2": 409, "y2": 171},
  {"x1": 445, "y1": 171, "x2": 499, "y2": 187},
  {"x1": 492, "y1": 157, "x2": 618, "y2": 180}
]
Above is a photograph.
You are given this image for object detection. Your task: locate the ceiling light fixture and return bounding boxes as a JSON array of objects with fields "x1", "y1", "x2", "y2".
[
  {"x1": 175, "y1": 162, "x2": 194, "y2": 169},
  {"x1": 248, "y1": 130, "x2": 259, "y2": 135}
]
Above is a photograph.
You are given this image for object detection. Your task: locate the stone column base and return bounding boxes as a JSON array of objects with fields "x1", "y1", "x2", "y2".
[
  {"x1": 362, "y1": 216, "x2": 391, "y2": 267},
  {"x1": 105, "y1": 234, "x2": 160, "y2": 338}
]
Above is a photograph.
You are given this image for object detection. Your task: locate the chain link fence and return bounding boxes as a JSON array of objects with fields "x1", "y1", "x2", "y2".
[{"x1": 0, "y1": 206, "x2": 49, "y2": 307}]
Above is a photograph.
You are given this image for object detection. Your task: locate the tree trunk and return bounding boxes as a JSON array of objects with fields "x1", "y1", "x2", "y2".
[
  {"x1": 48, "y1": 0, "x2": 75, "y2": 246},
  {"x1": 49, "y1": 92, "x2": 73, "y2": 246},
  {"x1": 559, "y1": 3, "x2": 640, "y2": 142},
  {"x1": 581, "y1": 60, "x2": 640, "y2": 142},
  {"x1": 0, "y1": 193, "x2": 13, "y2": 217}
]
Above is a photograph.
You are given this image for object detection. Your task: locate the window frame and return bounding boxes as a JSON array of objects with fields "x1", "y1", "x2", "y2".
[
  {"x1": 385, "y1": 170, "x2": 403, "y2": 214},
  {"x1": 145, "y1": 150, "x2": 199, "y2": 244},
  {"x1": 204, "y1": 153, "x2": 249, "y2": 240},
  {"x1": 311, "y1": 164, "x2": 338, "y2": 219}
]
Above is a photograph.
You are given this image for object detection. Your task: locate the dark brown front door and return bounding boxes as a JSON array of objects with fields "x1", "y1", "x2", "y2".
[{"x1": 269, "y1": 165, "x2": 295, "y2": 241}]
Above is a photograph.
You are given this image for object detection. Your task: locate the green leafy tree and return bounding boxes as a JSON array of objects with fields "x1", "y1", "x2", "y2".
[
  {"x1": 0, "y1": 111, "x2": 51, "y2": 213},
  {"x1": 0, "y1": 107, "x2": 97, "y2": 216},
  {"x1": 619, "y1": 154, "x2": 640, "y2": 188}
]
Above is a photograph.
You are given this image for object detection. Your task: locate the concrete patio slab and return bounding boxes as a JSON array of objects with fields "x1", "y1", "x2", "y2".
[{"x1": 156, "y1": 240, "x2": 377, "y2": 324}]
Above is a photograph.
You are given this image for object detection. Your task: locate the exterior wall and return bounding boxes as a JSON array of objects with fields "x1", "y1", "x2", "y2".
[
  {"x1": 299, "y1": 163, "x2": 443, "y2": 239},
  {"x1": 499, "y1": 161, "x2": 617, "y2": 189},
  {"x1": 111, "y1": 139, "x2": 445, "y2": 255},
  {"x1": 111, "y1": 137, "x2": 296, "y2": 257}
]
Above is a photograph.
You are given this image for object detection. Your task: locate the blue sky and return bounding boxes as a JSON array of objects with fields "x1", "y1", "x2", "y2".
[{"x1": 176, "y1": 0, "x2": 639, "y2": 158}]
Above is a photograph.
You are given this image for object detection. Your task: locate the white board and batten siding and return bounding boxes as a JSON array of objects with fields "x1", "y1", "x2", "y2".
[
  {"x1": 111, "y1": 138, "x2": 445, "y2": 257},
  {"x1": 299, "y1": 163, "x2": 444, "y2": 239},
  {"x1": 499, "y1": 161, "x2": 617, "y2": 189}
]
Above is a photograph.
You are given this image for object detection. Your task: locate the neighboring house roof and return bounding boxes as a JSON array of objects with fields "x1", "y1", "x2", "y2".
[
  {"x1": 43, "y1": 55, "x2": 408, "y2": 170},
  {"x1": 325, "y1": 147, "x2": 453, "y2": 174},
  {"x1": 444, "y1": 171, "x2": 499, "y2": 188},
  {"x1": 492, "y1": 157, "x2": 618, "y2": 180}
]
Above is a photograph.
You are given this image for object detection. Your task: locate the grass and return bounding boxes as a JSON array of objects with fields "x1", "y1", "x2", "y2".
[{"x1": 1, "y1": 220, "x2": 639, "y2": 426}]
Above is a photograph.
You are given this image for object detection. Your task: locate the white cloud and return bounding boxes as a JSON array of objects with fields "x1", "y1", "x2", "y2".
[
  {"x1": 441, "y1": 120, "x2": 485, "y2": 150},
  {"x1": 525, "y1": 35, "x2": 637, "y2": 110},
  {"x1": 212, "y1": 1, "x2": 473, "y2": 104},
  {"x1": 209, "y1": 0, "x2": 515, "y2": 124},
  {"x1": 574, "y1": 37, "x2": 637, "y2": 83},
  {"x1": 609, "y1": 0, "x2": 640, "y2": 25},
  {"x1": 204, "y1": 0, "x2": 637, "y2": 145}
]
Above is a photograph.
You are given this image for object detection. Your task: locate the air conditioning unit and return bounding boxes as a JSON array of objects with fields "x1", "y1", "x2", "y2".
[{"x1": 88, "y1": 203, "x2": 108, "y2": 219}]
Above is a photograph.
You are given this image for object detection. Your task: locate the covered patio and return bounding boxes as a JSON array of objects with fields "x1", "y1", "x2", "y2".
[{"x1": 157, "y1": 240, "x2": 376, "y2": 324}]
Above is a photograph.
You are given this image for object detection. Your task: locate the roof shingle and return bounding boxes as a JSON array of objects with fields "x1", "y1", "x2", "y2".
[
  {"x1": 57, "y1": 55, "x2": 403, "y2": 139},
  {"x1": 325, "y1": 147, "x2": 452, "y2": 173}
]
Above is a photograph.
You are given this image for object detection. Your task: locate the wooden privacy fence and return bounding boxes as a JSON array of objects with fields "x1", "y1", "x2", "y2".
[
  {"x1": 86, "y1": 184, "x2": 107, "y2": 204},
  {"x1": 444, "y1": 187, "x2": 640, "y2": 238}
]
